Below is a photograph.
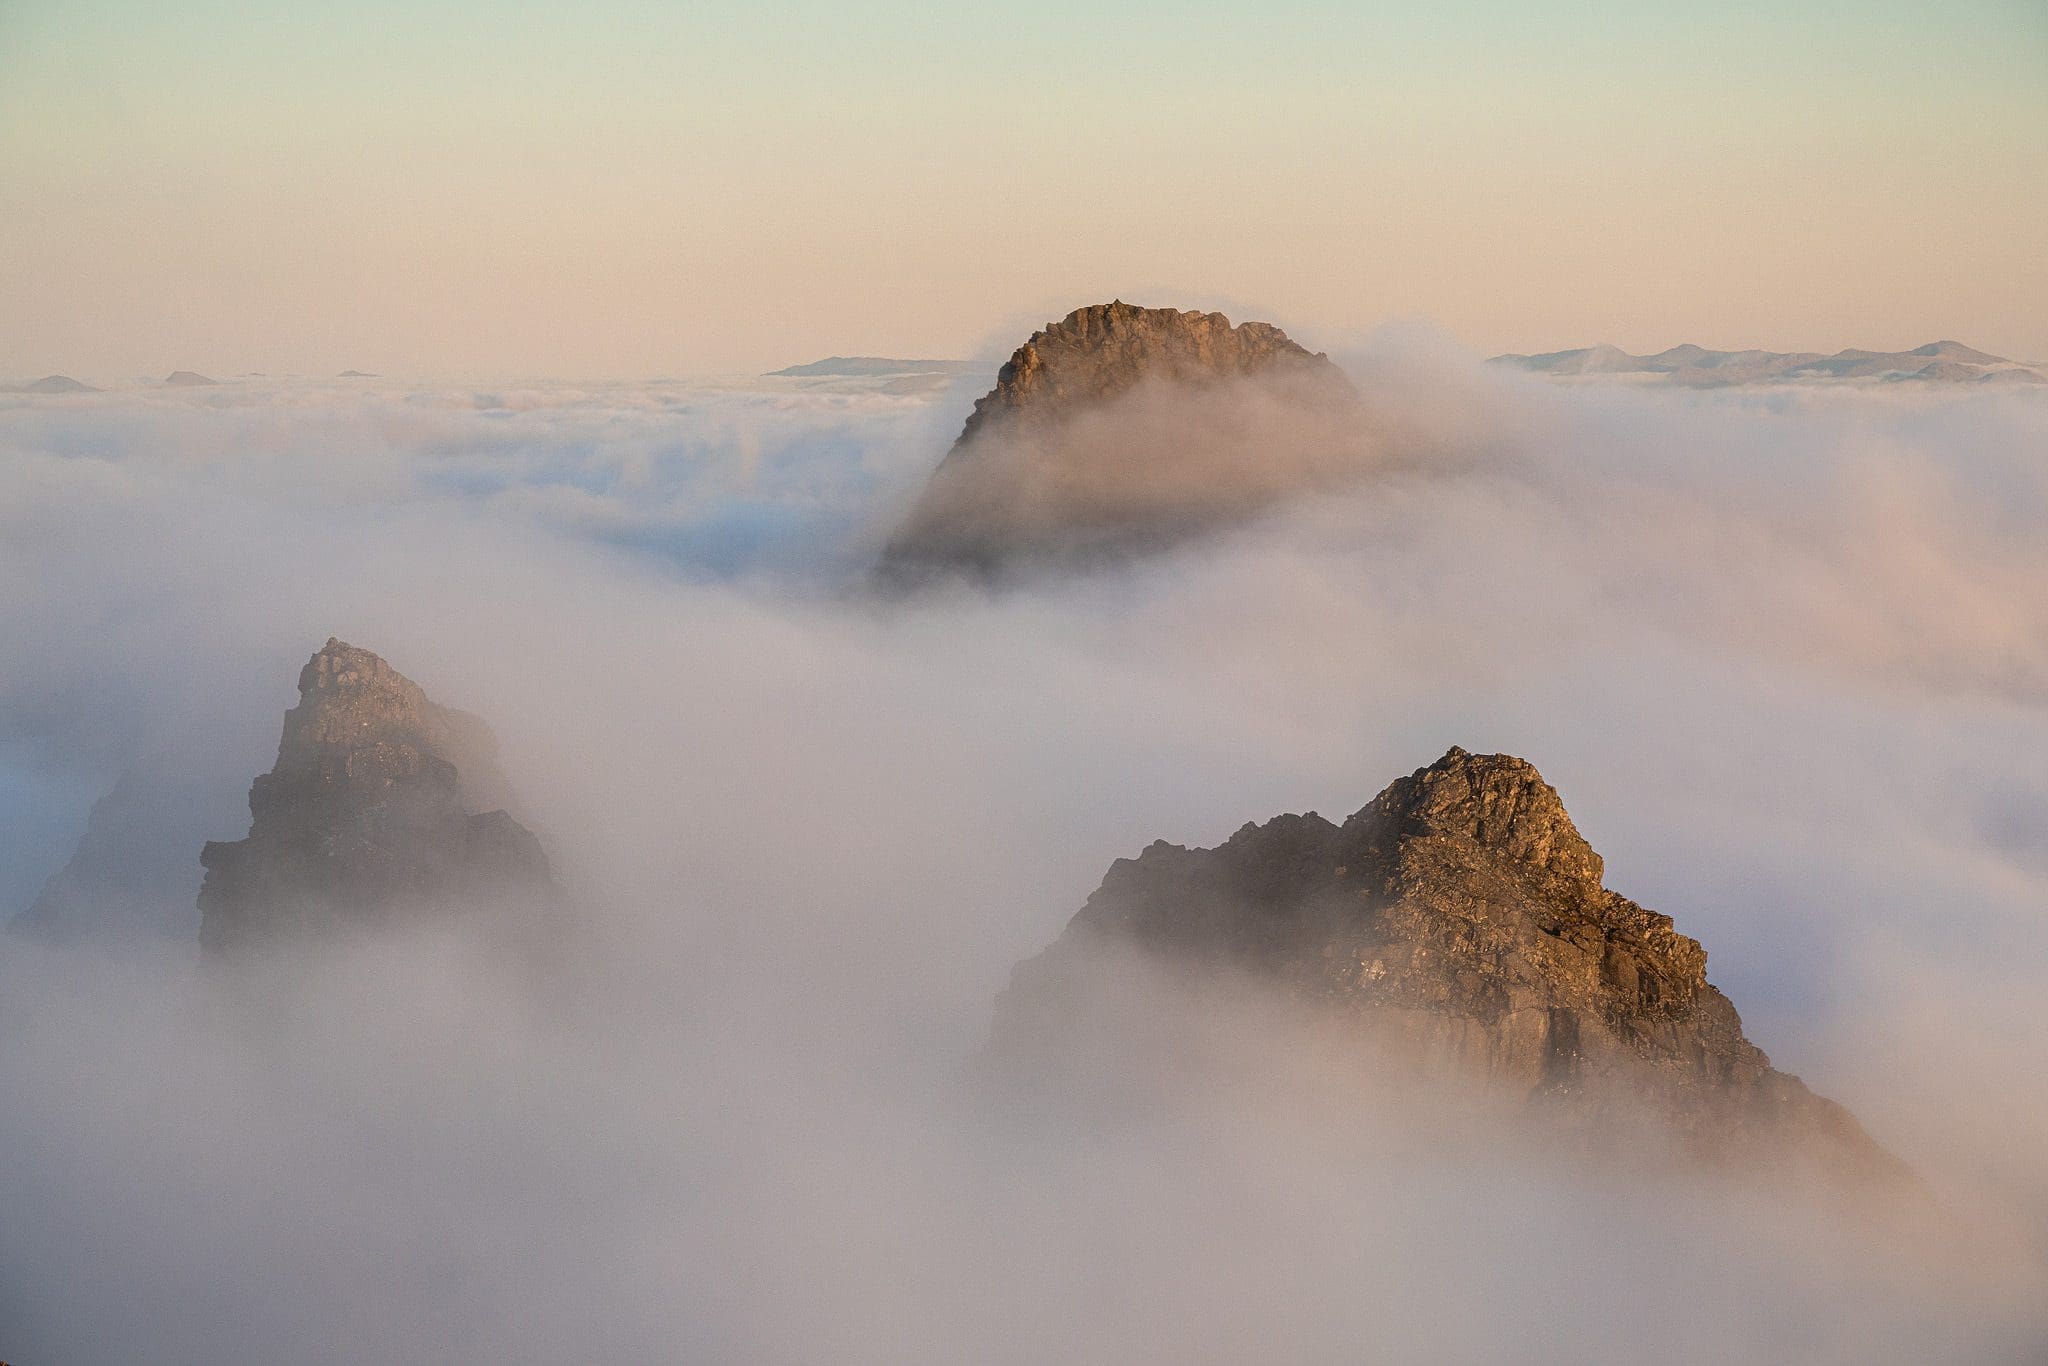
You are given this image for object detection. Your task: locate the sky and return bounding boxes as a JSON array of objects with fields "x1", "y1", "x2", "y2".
[{"x1": 2, "y1": 0, "x2": 2045, "y2": 379}]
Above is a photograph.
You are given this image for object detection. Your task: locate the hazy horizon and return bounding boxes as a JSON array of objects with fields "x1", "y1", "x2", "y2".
[
  {"x1": 3, "y1": 1, "x2": 2045, "y2": 378},
  {"x1": 7, "y1": 322, "x2": 2046, "y2": 391}
]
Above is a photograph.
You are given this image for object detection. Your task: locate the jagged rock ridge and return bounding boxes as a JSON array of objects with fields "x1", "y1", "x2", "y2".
[
  {"x1": 879, "y1": 301, "x2": 1360, "y2": 580},
  {"x1": 995, "y1": 746, "x2": 1901, "y2": 1178},
  {"x1": 198, "y1": 639, "x2": 554, "y2": 951}
]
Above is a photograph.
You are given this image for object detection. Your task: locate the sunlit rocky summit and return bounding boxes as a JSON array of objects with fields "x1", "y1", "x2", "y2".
[
  {"x1": 1492, "y1": 339, "x2": 2046, "y2": 386},
  {"x1": 199, "y1": 638, "x2": 556, "y2": 952},
  {"x1": 879, "y1": 301, "x2": 1362, "y2": 581},
  {"x1": 950, "y1": 300, "x2": 1340, "y2": 445},
  {"x1": 995, "y1": 746, "x2": 1903, "y2": 1182}
]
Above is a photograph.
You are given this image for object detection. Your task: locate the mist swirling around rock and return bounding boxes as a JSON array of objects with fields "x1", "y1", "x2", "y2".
[
  {"x1": 994, "y1": 745, "x2": 1906, "y2": 1187},
  {"x1": 198, "y1": 638, "x2": 558, "y2": 955},
  {"x1": 878, "y1": 301, "x2": 1371, "y2": 583}
]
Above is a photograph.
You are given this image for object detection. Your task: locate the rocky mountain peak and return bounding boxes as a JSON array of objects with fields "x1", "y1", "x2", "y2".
[
  {"x1": 994, "y1": 746, "x2": 1903, "y2": 1183},
  {"x1": 1349, "y1": 746, "x2": 1603, "y2": 893},
  {"x1": 956, "y1": 300, "x2": 1339, "y2": 449},
  {"x1": 280, "y1": 637, "x2": 433, "y2": 761},
  {"x1": 877, "y1": 301, "x2": 1362, "y2": 581},
  {"x1": 305, "y1": 636, "x2": 409, "y2": 694},
  {"x1": 198, "y1": 639, "x2": 553, "y2": 952}
]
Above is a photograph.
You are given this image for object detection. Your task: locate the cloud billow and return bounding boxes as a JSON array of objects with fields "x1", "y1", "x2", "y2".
[{"x1": 0, "y1": 355, "x2": 2044, "y2": 1362}]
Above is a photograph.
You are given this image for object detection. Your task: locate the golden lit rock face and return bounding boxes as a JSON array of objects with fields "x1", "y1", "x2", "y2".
[
  {"x1": 953, "y1": 300, "x2": 1341, "y2": 449},
  {"x1": 995, "y1": 747, "x2": 1906, "y2": 1182},
  {"x1": 878, "y1": 301, "x2": 1361, "y2": 582},
  {"x1": 198, "y1": 639, "x2": 554, "y2": 952}
]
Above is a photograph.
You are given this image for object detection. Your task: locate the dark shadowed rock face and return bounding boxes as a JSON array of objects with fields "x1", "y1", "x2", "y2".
[
  {"x1": 879, "y1": 301, "x2": 1359, "y2": 581},
  {"x1": 995, "y1": 747, "x2": 1902, "y2": 1180},
  {"x1": 198, "y1": 639, "x2": 555, "y2": 952}
]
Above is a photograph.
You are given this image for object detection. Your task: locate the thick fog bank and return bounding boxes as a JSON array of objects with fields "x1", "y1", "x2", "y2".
[{"x1": 1, "y1": 350, "x2": 2044, "y2": 1361}]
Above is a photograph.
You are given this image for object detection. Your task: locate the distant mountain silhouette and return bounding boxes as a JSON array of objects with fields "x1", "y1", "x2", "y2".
[
  {"x1": 767, "y1": 356, "x2": 985, "y2": 378},
  {"x1": 1493, "y1": 341, "x2": 2044, "y2": 387},
  {"x1": 10, "y1": 750, "x2": 240, "y2": 943},
  {"x1": 1909, "y1": 340, "x2": 2005, "y2": 364},
  {"x1": 13, "y1": 374, "x2": 99, "y2": 394},
  {"x1": 164, "y1": 371, "x2": 219, "y2": 387}
]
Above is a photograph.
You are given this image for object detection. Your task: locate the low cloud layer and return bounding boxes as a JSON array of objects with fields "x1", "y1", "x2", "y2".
[
  {"x1": 1, "y1": 347, "x2": 2044, "y2": 1362},
  {"x1": 882, "y1": 363, "x2": 1381, "y2": 574}
]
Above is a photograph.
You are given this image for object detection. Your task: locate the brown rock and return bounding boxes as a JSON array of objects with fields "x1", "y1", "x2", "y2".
[
  {"x1": 879, "y1": 301, "x2": 1360, "y2": 581},
  {"x1": 993, "y1": 746, "x2": 1905, "y2": 1182},
  {"x1": 198, "y1": 639, "x2": 557, "y2": 952},
  {"x1": 953, "y1": 300, "x2": 1341, "y2": 449}
]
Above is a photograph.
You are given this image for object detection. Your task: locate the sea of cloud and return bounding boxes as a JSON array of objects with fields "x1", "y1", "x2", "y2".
[{"x1": 1, "y1": 346, "x2": 2044, "y2": 1362}]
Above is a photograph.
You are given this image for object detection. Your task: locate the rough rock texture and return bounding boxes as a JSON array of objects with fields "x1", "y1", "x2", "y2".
[
  {"x1": 951, "y1": 301, "x2": 1341, "y2": 449},
  {"x1": 995, "y1": 747, "x2": 1901, "y2": 1178},
  {"x1": 878, "y1": 301, "x2": 1358, "y2": 581},
  {"x1": 198, "y1": 639, "x2": 555, "y2": 952}
]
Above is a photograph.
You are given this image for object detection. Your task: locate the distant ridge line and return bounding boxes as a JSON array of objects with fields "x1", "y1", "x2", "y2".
[
  {"x1": 766, "y1": 356, "x2": 988, "y2": 379},
  {"x1": 1491, "y1": 340, "x2": 2045, "y2": 387}
]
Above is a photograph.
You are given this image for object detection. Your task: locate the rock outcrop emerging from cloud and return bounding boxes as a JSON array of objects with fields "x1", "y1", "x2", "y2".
[
  {"x1": 879, "y1": 301, "x2": 1362, "y2": 581},
  {"x1": 198, "y1": 639, "x2": 555, "y2": 953},
  {"x1": 994, "y1": 746, "x2": 1904, "y2": 1182}
]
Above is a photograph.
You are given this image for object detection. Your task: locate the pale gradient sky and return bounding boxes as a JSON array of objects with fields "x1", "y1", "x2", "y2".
[{"x1": 2, "y1": 0, "x2": 2044, "y2": 379}]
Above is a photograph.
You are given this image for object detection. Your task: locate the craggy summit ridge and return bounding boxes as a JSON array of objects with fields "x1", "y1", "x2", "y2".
[
  {"x1": 952, "y1": 300, "x2": 1340, "y2": 449},
  {"x1": 880, "y1": 301, "x2": 1359, "y2": 580},
  {"x1": 199, "y1": 639, "x2": 554, "y2": 951},
  {"x1": 997, "y1": 747, "x2": 1900, "y2": 1177}
]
